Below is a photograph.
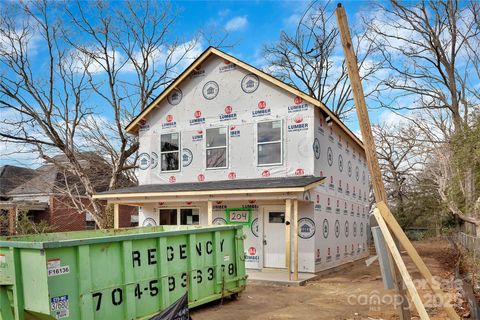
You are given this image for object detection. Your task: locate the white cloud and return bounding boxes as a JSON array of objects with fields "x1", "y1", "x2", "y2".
[
  {"x1": 225, "y1": 16, "x2": 248, "y2": 32},
  {"x1": 378, "y1": 110, "x2": 409, "y2": 126}
]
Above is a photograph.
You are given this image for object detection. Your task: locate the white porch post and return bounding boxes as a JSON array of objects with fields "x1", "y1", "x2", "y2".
[
  {"x1": 285, "y1": 199, "x2": 292, "y2": 281},
  {"x1": 113, "y1": 203, "x2": 120, "y2": 229},
  {"x1": 293, "y1": 199, "x2": 299, "y2": 281},
  {"x1": 207, "y1": 200, "x2": 213, "y2": 225}
]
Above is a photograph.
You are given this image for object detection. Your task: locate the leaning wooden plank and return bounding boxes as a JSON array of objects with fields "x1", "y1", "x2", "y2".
[
  {"x1": 377, "y1": 201, "x2": 460, "y2": 320},
  {"x1": 373, "y1": 208, "x2": 430, "y2": 320}
]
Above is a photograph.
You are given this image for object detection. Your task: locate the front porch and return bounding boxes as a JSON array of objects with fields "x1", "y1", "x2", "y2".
[{"x1": 93, "y1": 176, "x2": 324, "y2": 282}]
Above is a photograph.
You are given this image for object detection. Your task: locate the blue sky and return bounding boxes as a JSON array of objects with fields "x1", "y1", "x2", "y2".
[
  {"x1": 1, "y1": 0, "x2": 399, "y2": 167},
  {"x1": 167, "y1": 0, "x2": 388, "y2": 129}
]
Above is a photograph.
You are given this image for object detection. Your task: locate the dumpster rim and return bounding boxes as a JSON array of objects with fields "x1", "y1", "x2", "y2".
[{"x1": 0, "y1": 225, "x2": 243, "y2": 249}]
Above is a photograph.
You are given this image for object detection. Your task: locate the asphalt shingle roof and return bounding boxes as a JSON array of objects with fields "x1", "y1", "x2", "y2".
[{"x1": 97, "y1": 176, "x2": 325, "y2": 195}]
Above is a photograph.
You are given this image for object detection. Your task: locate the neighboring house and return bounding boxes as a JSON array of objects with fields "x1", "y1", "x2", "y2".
[
  {"x1": 0, "y1": 154, "x2": 137, "y2": 235},
  {"x1": 95, "y1": 47, "x2": 371, "y2": 275}
]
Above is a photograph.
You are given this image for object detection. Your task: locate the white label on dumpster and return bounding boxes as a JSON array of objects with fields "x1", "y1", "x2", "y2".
[
  {"x1": 47, "y1": 258, "x2": 70, "y2": 277},
  {"x1": 51, "y1": 295, "x2": 69, "y2": 318},
  {"x1": 0, "y1": 254, "x2": 5, "y2": 265},
  {"x1": 224, "y1": 255, "x2": 230, "y2": 262}
]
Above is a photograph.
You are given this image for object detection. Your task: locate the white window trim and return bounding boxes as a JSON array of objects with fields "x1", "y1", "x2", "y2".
[
  {"x1": 205, "y1": 127, "x2": 229, "y2": 170},
  {"x1": 160, "y1": 132, "x2": 181, "y2": 173},
  {"x1": 157, "y1": 207, "x2": 200, "y2": 226},
  {"x1": 257, "y1": 119, "x2": 283, "y2": 167}
]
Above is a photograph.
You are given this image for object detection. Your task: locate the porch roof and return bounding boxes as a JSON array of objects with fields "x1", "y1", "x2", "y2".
[{"x1": 93, "y1": 176, "x2": 324, "y2": 199}]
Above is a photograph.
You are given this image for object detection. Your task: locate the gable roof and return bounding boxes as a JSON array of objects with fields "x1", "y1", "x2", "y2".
[
  {"x1": 0, "y1": 165, "x2": 36, "y2": 196},
  {"x1": 126, "y1": 46, "x2": 363, "y2": 149}
]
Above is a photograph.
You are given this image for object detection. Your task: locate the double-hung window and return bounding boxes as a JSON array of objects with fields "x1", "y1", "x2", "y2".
[
  {"x1": 206, "y1": 127, "x2": 228, "y2": 168},
  {"x1": 161, "y1": 133, "x2": 180, "y2": 172},
  {"x1": 257, "y1": 120, "x2": 282, "y2": 165}
]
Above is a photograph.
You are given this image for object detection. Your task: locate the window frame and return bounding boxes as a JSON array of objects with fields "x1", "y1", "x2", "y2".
[
  {"x1": 157, "y1": 207, "x2": 200, "y2": 226},
  {"x1": 205, "y1": 127, "x2": 229, "y2": 170},
  {"x1": 256, "y1": 119, "x2": 283, "y2": 167},
  {"x1": 160, "y1": 132, "x2": 181, "y2": 173}
]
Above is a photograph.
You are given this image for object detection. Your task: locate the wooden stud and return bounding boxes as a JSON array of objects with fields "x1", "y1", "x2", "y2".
[
  {"x1": 207, "y1": 200, "x2": 213, "y2": 225},
  {"x1": 113, "y1": 203, "x2": 120, "y2": 229},
  {"x1": 285, "y1": 199, "x2": 292, "y2": 281},
  {"x1": 293, "y1": 199, "x2": 299, "y2": 281},
  {"x1": 373, "y1": 209, "x2": 430, "y2": 320},
  {"x1": 377, "y1": 202, "x2": 460, "y2": 320}
]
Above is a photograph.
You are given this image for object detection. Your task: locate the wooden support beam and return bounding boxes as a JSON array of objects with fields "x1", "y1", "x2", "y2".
[
  {"x1": 113, "y1": 203, "x2": 120, "y2": 229},
  {"x1": 378, "y1": 202, "x2": 460, "y2": 319},
  {"x1": 207, "y1": 200, "x2": 213, "y2": 225},
  {"x1": 293, "y1": 199, "x2": 299, "y2": 281},
  {"x1": 335, "y1": 5, "x2": 411, "y2": 319},
  {"x1": 373, "y1": 209, "x2": 430, "y2": 320},
  {"x1": 285, "y1": 199, "x2": 292, "y2": 281}
]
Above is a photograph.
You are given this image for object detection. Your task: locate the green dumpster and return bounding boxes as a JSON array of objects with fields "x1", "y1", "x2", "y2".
[{"x1": 0, "y1": 225, "x2": 246, "y2": 320}]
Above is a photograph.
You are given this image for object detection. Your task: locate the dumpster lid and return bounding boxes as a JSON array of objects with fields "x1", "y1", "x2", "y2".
[{"x1": 93, "y1": 176, "x2": 325, "y2": 199}]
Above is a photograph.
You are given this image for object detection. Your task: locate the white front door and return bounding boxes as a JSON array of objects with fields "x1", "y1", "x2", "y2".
[{"x1": 263, "y1": 206, "x2": 286, "y2": 268}]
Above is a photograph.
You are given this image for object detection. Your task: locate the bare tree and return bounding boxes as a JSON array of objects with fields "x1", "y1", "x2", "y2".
[
  {"x1": 0, "y1": 0, "x2": 200, "y2": 227},
  {"x1": 373, "y1": 122, "x2": 424, "y2": 215},
  {"x1": 366, "y1": 0, "x2": 480, "y2": 218},
  {"x1": 263, "y1": 1, "x2": 381, "y2": 119}
]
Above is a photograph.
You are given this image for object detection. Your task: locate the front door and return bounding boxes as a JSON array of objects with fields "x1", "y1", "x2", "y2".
[{"x1": 263, "y1": 206, "x2": 286, "y2": 268}]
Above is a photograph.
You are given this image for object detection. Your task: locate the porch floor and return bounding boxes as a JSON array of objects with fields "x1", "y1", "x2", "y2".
[{"x1": 246, "y1": 268, "x2": 317, "y2": 286}]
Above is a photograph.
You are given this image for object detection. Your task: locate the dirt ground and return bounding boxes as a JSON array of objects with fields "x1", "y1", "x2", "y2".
[{"x1": 191, "y1": 240, "x2": 462, "y2": 320}]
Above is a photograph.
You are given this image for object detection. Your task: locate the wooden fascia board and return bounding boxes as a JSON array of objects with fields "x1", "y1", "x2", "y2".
[
  {"x1": 125, "y1": 47, "x2": 215, "y2": 133},
  {"x1": 125, "y1": 47, "x2": 364, "y2": 150},
  {"x1": 93, "y1": 186, "x2": 315, "y2": 200}
]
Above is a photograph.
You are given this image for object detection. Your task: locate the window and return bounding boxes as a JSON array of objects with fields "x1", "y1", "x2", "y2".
[
  {"x1": 180, "y1": 209, "x2": 199, "y2": 225},
  {"x1": 269, "y1": 212, "x2": 285, "y2": 223},
  {"x1": 158, "y1": 208, "x2": 200, "y2": 226},
  {"x1": 159, "y1": 209, "x2": 177, "y2": 225},
  {"x1": 206, "y1": 127, "x2": 227, "y2": 168},
  {"x1": 257, "y1": 120, "x2": 282, "y2": 165},
  {"x1": 161, "y1": 133, "x2": 180, "y2": 172}
]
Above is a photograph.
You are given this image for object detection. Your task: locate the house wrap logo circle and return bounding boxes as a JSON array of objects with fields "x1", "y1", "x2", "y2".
[
  {"x1": 197, "y1": 173, "x2": 205, "y2": 182},
  {"x1": 225, "y1": 105, "x2": 233, "y2": 114},
  {"x1": 194, "y1": 110, "x2": 202, "y2": 118},
  {"x1": 294, "y1": 96, "x2": 303, "y2": 104},
  {"x1": 313, "y1": 138, "x2": 321, "y2": 159},
  {"x1": 182, "y1": 148, "x2": 193, "y2": 167},
  {"x1": 213, "y1": 217, "x2": 226, "y2": 225},
  {"x1": 167, "y1": 88, "x2": 182, "y2": 105},
  {"x1": 298, "y1": 218, "x2": 315, "y2": 239},
  {"x1": 335, "y1": 220, "x2": 340, "y2": 238},
  {"x1": 327, "y1": 147, "x2": 333, "y2": 166},
  {"x1": 294, "y1": 115, "x2": 303, "y2": 123},
  {"x1": 251, "y1": 218, "x2": 259, "y2": 237},
  {"x1": 150, "y1": 152, "x2": 158, "y2": 169},
  {"x1": 322, "y1": 219, "x2": 329, "y2": 238},
  {"x1": 142, "y1": 218, "x2": 157, "y2": 227},
  {"x1": 166, "y1": 114, "x2": 174, "y2": 123},
  {"x1": 202, "y1": 81, "x2": 219, "y2": 100},
  {"x1": 338, "y1": 154, "x2": 344, "y2": 172},
  {"x1": 241, "y1": 73, "x2": 259, "y2": 93},
  {"x1": 258, "y1": 100, "x2": 267, "y2": 109},
  {"x1": 138, "y1": 153, "x2": 150, "y2": 170}
]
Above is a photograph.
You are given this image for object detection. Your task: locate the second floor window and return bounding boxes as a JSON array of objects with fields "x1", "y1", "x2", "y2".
[
  {"x1": 258, "y1": 120, "x2": 282, "y2": 165},
  {"x1": 206, "y1": 127, "x2": 227, "y2": 168},
  {"x1": 161, "y1": 133, "x2": 180, "y2": 172}
]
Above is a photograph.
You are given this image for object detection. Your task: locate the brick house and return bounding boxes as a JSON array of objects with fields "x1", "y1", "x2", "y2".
[{"x1": 0, "y1": 155, "x2": 137, "y2": 235}]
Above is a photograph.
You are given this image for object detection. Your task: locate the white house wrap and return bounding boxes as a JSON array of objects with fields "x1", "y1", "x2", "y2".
[{"x1": 95, "y1": 47, "x2": 370, "y2": 274}]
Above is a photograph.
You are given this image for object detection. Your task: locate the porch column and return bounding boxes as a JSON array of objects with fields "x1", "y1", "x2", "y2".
[
  {"x1": 285, "y1": 199, "x2": 292, "y2": 281},
  {"x1": 293, "y1": 199, "x2": 299, "y2": 281},
  {"x1": 207, "y1": 200, "x2": 213, "y2": 225},
  {"x1": 113, "y1": 203, "x2": 120, "y2": 229}
]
